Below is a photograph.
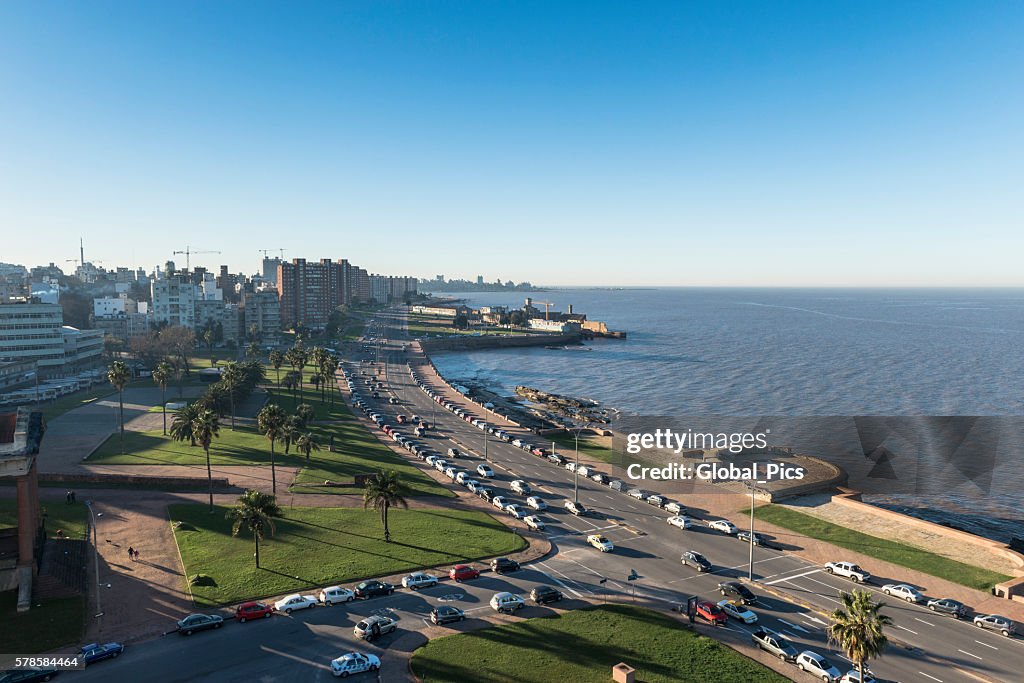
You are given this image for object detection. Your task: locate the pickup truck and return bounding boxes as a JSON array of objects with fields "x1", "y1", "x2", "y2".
[
  {"x1": 824, "y1": 561, "x2": 871, "y2": 583},
  {"x1": 751, "y1": 628, "x2": 799, "y2": 662}
]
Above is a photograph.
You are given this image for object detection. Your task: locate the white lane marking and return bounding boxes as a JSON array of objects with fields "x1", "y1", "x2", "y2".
[
  {"x1": 957, "y1": 649, "x2": 983, "y2": 661},
  {"x1": 765, "y1": 569, "x2": 821, "y2": 585},
  {"x1": 895, "y1": 624, "x2": 918, "y2": 635},
  {"x1": 975, "y1": 639, "x2": 998, "y2": 650},
  {"x1": 779, "y1": 630, "x2": 799, "y2": 639},
  {"x1": 777, "y1": 618, "x2": 809, "y2": 633},
  {"x1": 781, "y1": 580, "x2": 843, "y2": 605},
  {"x1": 802, "y1": 615, "x2": 828, "y2": 627},
  {"x1": 535, "y1": 563, "x2": 589, "y2": 597},
  {"x1": 723, "y1": 555, "x2": 789, "y2": 572},
  {"x1": 914, "y1": 617, "x2": 934, "y2": 627},
  {"x1": 918, "y1": 672, "x2": 943, "y2": 682}
]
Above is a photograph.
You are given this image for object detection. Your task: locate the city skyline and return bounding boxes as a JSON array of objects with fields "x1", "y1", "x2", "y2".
[{"x1": 2, "y1": 2, "x2": 1023, "y2": 286}]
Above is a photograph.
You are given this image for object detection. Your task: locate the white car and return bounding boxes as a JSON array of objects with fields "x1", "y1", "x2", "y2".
[
  {"x1": 476, "y1": 464, "x2": 495, "y2": 478},
  {"x1": 526, "y1": 496, "x2": 547, "y2": 510},
  {"x1": 565, "y1": 462, "x2": 577, "y2": 472},
  {"x1": 708, "y1": 519, "x2": 738, "y2": 535},
  {"x1": 425, "y1": 454, "x2": 439, "y2": 466},
  {"x1": 577, "y1": 465, "x2": 591, "y2": 477},
  {"x1": 564, "y1": 500, "x2": 586, "y2": 516},
  {"x1": 455, "y1": 471, "x2": 471, "y2": 485},
  {"x1": 717, "y1": 599, "x2": 758, "y2": 624},
  {"x1": 433, "y1": 459, "x2": 448, "y2": 472},
  {"x1": 489, "y1": 591, "x2": 526, "y2": 613},
  {"x1": 402, "y1": 572, "x2": 439, "y2": 590},
  {"x1": 505, "y1": 503, "x2": 526, "y2": 519},
  {"x1": 665, "y1": 502, "x2": 684, "y2": 514},
  {"x1": 666, "y1": 515, "x2": 692, "y2": 530},
  {"x1": 510, "y1": 480, "x2": 531, "y2": 495},
  {"x1": 796, "y1": 651, "x2": 842, "y2": 682},
  {"x1": 319, "y1": 586, "x2": 355, "y2": 605},
  {"x1": 492, "y1": 495, "x2": 508, "y2": 510},
  {"x1": 824, "y1": 561, "x2": 871, "y2": 583},
  {"x1": 330, "y1": 651, "x2": 381, "y2": 678},
  {"x1": 839, "y1": 670, "x2": 876, "y2": 683},
  {"x1": 444, "y1": 466, "x2": 458, "y2": 479},
  {"x1": 274, "y1": 594, "x2": 318, "y2": 614},
  {"x1": 524, "y1": 515, "x2": 546, "y2": 531},
  {"x1": 587, "y1": 534, "x2": 614, "y2": 552},
  {"x1": 883, "y1": 583, "x2": 924, "y2": 603},
  {"x1": 463, "y1": 478, "x2": 481, "y2": 491}
]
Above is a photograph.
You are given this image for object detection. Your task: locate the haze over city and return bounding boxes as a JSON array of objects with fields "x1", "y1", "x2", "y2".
[{"x1": 2, "y1": 1, "x2": 1023, "y2": 285}]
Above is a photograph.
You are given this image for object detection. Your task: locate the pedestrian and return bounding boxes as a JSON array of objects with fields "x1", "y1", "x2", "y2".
[
  {"x1": 66, "y1": 491, "x2": 71, "y2": 504},
  {"x1": 70, "y1": 491, "x2": 76, "y2": 503},
  {"x1": 133, "y1": 548, "x2": 141, "y2": 562},
  {"x1": 128, "y1": 546, "x2": 135, "y2": 562}
]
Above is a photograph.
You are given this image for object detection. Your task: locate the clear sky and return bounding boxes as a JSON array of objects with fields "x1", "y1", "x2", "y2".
[{"x1": 1, "y1": 1, "x2": 1022, "y2": 286}]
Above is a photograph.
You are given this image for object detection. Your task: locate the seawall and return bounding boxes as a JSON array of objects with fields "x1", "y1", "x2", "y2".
[{"x1": 420, "y1": 333, "x2": 581, "y2": 353}]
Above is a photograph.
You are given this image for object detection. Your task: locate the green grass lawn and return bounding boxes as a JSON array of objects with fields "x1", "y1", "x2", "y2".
[
  {"x1": 547, "y1": 431, "x2": 615, "y2": 464},
  {"x1": 411, "y1": 604, "x2": 790, "y2": 683},
  {"x1": 89, "y1": 425, "x2": 287, "y2": 465},
  {"x1": 754, "y1": 505, "x2": 1011, "y2": 591},
  {"x1": 0, "y1": 499, "x2": 89, "y2": 540},
  {"x1": 0, "y1": 591, "x2": 85, "y2": 654},
  {"x1": 170, "y1": 504, "x2": 526, "y2": 606},
  {"x1": 262, "y1": 383, "x2": 351, "y2": 421}
]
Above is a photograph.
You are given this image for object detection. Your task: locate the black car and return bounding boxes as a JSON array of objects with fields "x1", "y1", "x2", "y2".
[
  {"x1": 355, "y1": 580, "x2": 395, "y2": 598},
  {"x1": 718, "y1": 581, "x2": 758, "y2": 604},
  {"x1": 478, "y1": 488, "x2": 494, "y2": 502},
  {"x1": 0, "y1": 669, "x2": 59, "y2": 683},
  {"x1": 681, "y1": 550, "x2": 712, "y2": 572},
  {"x1": 531, "y1": 585, "x2": 564, "y2": 604},
  {"x1": 736, "y1": 531, "x2": 765, "y2": 546},
  {"x1": 591, "y1": 473, "x2": 609, "y2": 484},
  {"x1": 430, "y1": 605, "x2": 466, "y2": 625},
  {"x1": 490, "y1": 557, "x2": 520, "y2": 574},
  {"x1": 927, "y1": 598, "x2": 967, "y2": 618},
  {"x1": 176, "y1": 613, "x2": 224, "y2": 635}
]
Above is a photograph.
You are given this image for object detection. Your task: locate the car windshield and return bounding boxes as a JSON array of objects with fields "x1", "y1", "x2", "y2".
[{"x1": 817, "y1": 657, "x2": 834, "y2": 669}]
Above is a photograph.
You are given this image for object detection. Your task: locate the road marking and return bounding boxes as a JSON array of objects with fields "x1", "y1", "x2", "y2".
[
  {"x1": 802, "y1": 615, "x2": 828, "y2": 627},
  {"x1": 918, "y1": 672, "x2": 943, "y2": 682},
  {"x1": 536, "y1": 562, "x2": 589, "y2": 597},
  {"x1": 894, "y1": 624, "x2": 918, "y2": 635},
  {"x1": 913, "y1": 617, "x2": 934, "y2": 627},
  {"x1": 777, "y1": 618, "x2": 809, "y2": 633},
  {"x1": 975, "y1": 640, "x2": 998, "y2": 650},
  {"x1": 765, "y1": 569, "x2": 821, "y2": 585},
  {"x1": 957, "y1": 649, "x2": 983, "y2": 661},
  {"x1": 779, "y1": 630, "x2": 799, "y2": 640}
]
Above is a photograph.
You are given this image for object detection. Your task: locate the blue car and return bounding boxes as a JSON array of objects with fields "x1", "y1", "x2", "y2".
[{"x1": 80, "y1": 642, "x2": 125, "y2": 665}]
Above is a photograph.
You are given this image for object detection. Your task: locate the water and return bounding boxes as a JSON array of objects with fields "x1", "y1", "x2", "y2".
[{"x1": 427, "y1": 288, "x2": 1024, "y2": 542}]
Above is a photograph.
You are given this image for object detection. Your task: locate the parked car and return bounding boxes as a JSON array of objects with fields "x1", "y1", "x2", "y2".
[
  {"x1": 80, "y1": 641, "x2": 124, "y2": 665},
  {"x1": 751, "y1": 628, "x2": 799, "y2": 662},
  {"x1": 547, "y1": 453, "x2": 566, "y2": 465},
  {"x1": 664, "y1": 501, "x2": 685, "y2": 514},
  {"x1": 0, "y1": 669, "x2": 59, "y2": 682},
  {"x1": 608, "y1": 479, "x2": 626, "y2": 491},
  {"x1": 627, "y1": 488, "x2": 648, "y2": 500},
  {"x1": 531, "y1": 585, "x2": 564, "y2": 604},
  {"x1": 505, "y1": 503, "x2": 526, "y2": 519},
  {"x1": 796, "y1": 651, "x2": 842, "y2": 682},
  {"x1": 449, "y1": 564, "x2": 480, "y2": 582},
  {"x1": 510, "y1": 480, "x2": 531, "y2": 495},
  {"x1": 354, "y1": 580, "x2": 395, "y2": 599},
  {"x1": 695, "y1": 600, "x2": 727, "y2": 625},
  {"x1": 330, "y1": 651, "x2": 381, "y2": 677},
  {"x1": 883, "y1": 583, "x2": 924, "y2": 603},
  {"x1": 447, "y1": 447, "x2": 461, "y2": 458},
  {"x1": 564, "y1": 500, "x2": 586, "y2": 516},
  {"x1": 235, "y1": 601, "x2": 274, "y2": 621},
  {"x1": 319, "y1": 586, "x2": 356, "y2": 605},
  {"x1": 707, "y1": 519, "x2": 738, "y2": 535},
  {"x1": 839, "y1": 670, "x2": 877, "y2": 683},
  {"x1": 825, "y1": 561, "x2": 871, "y2": 583},
  {"x1": 736, "y1": 530, "x2": 765, "y2": 545},
  {"x1": 492, "y1": 495, "x2": 508, "y2": 510},
  {"x1": 565, "y1": 462, "x2": 577, "y2": 473},
  {"x1": 590, "y1": 472, "x2": 609, "y2": 484},
  {"x1": 176, "y1": 613, "x2": 224, "y2": 635},
  {"x1": 476, "y1": 464, "x2": 494, "y2": 478},
  {"x1": 524, "y1": 515, "x2": 546, "y2": 531},
  {"x1": 430, "y1": 605, "x2": 466, "y2": 625},
  {"x1": 490, "y1": 592, "x2": 526, "y2": 613},
  {"x1": 973, "y1": 614, "x2": 1016, "y2": 637},
  {"x1": 275, "y1": 594, "x2": 319, "y2": 614},
  {"x1": 477, "y1": 487, "x2": 494, "y2": 502},
  {"x1": 646, "y1": 494, "x2": 665, "y2": 507},
  {"x1": 666, "y1": 515, "x2": 691, "y2": 529},
  {"x1": 455, "y1": 471, "x2": 471, "y2": 485},
  {"x1": 490, "y1": 557, "x2": 520, "y2": 574},
  {"x1": 718, "y1": 581, "x2": 758, "y2": 605},
  {"x1": 587, "y1": 534, "x2": 614, "y2": 552},
  {"x1": 926, "y1": 597, "x2": 967, "y2": 618},
  {"x1": 681, "y1": 550, "x2": 712, "y2": 572},
  {"x1": 402, "y1": 572, "x2": 439, "y2": 590},
  {"x1": 353, "y1": 615, "x2": 398, "y2": 641},
  {"x1": 526, "y1": 496, "x2": 547, "y2": 510},
  {"x1": 718, "y1": 599, "x2": 758, "y2": 624}
]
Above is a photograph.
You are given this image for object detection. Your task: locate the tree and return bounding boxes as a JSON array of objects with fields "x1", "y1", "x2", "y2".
[
  {"x1": 160, "y1": 326, "x2": 196, "y2": 376},
  {"x1": 828, "y1": 590, "x2": 892, "y2": 683},
  {"x1": 227, "y1": 489, "x2": 281, "y2": 569},
  {"x1": 191, "y1": 408, "x2": 221, "y2": 513},
  {"x1": 285, "y1": 345, "x2": 308, "y2": 400},
  {"x1": 107, "y1": 360, "x2": 131, "y2": 454},
  {"x1": 452, "y1": 313, "x2": 469, "y2": 330},
  {"x1": 257, "y1": 404, "x2": 287, "y2": 495},
  {"x1": 220, "y1": 362, "x2": 244, "y2": 430},
  {"x1": 245, "y1": 341, "x2": 260, "y2": 360},
  {"x1": 248, "y1": 322, "x2": 260, "y2": 342},
  {"x1": 152, "y1": 361, "x2": 173, "y2": 435},
  {"x1": 362, "y1": 470, "x2": 411, "y2": 543},
  {"x1": 295, "y1": 403, "x2": 315, "y2": 428},
  {"x1": 269, "y1": 349, "x2": 284, "y2": 385},
  {"x1": 169, "y1": 402, "x2": 202, "y2": 447},
  {"x1": 202, "y1": 328, "x2": 216, "y2": 367},
  {"x1": 281, "y1": 415, "x2": 301, "y2": 454},
  {"x1": 295, "y1": 432, "x2": 321, "y2": 462}
]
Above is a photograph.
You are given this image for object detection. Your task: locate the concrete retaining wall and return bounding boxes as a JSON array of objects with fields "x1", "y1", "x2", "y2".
[
  {"x1": 39, "y1": 472, "x2": 233, "y2": 491},
  {"x1": 420, "y1": 333, "x2": 580, "y2": 352}
]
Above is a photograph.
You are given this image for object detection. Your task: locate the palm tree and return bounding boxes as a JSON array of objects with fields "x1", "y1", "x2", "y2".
[
  {"x1": 285, "y1": 345, "x2": 308, "y2": 401},
  {"x1": 245, "y1": 341, "x2": 260, "y2": 360},
  {"x1": 169, "y1": 402, "x2": 201, "y2": 447},
  {"x1": 220, "y1": 362, "x2": 243, "y2": 430},
  {"x1": 281, "y1": 371, "x2": 299, "y2": 407},
  {"x1": 362, "y1": 470, "x2": 410, "y2": 543},
  {"x1": 227, "y1": 489, "x2": 281, "y2": 569},
  {"x1": 269, "y1": 349, "x2": 284, "y2": 385},
  {"x1": 152, "y1": 361, "x2": 173, "y2": 435},
  {"x1": 828, "y1": 590, "x2": 892, "y2": 683},
  {"x1": 309, "y1": 347, "x2": 329, "y2": 403},
  {"x1": 295, "y1": 403, "x2": 315, "y2": 428},
  {"x1": 202, "y1": 328, "x2": 216, "y2": 367},
  {"x1": 323, "y1": 355, "x2": 338, "y2": 406},
  {"x1": 281, "y1": 415, "x2": 301, "y2": 454},
  {"x1": 295, "y1": 432, "x2": 321, "y2": 462},
  {"x1": 248, "y1": 323, "x2": 260, "y2": 343},
  {"x1": 256, "y1": 404, "x2": 287, "y2": 495},
  {"x1": 191, "y1": 408, "x2": 221, "y2": 513},
  {"x1": 107, "y1": 360, "x2": 131, "y2": 454}
]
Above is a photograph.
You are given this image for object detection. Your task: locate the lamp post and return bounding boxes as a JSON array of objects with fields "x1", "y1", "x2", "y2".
[
  {"x1": 748, "y1": 482, "x2": 756, "y2": 581},
  {"x1": 484, "y1": 427, "x2": 489, "y2": 462},
  {"x1": 84, "y1": 501, "x2": 103, "y2": 619}
]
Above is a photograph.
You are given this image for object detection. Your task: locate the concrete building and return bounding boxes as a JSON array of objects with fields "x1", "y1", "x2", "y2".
[
  {"x1": 277, "y1": 258, "x2": 357, "y2": 329},
  {"x1": 261, "y1": 258, "x2": 282, "y2": 286},
  {"x1": 528, "y1": 318, "x2": 582, "y2": 333},
  {"x1": 61, "y1": 326, "x2": 104, "y2": 369},
  {"x1": 241, "y1": 288, "x2": 280, "y2": 344},
  {"x1": 0, "y1": 300, "x2": 66, "y2": 374},
  {"x1": 93, "y1": 295, "x2": 139, "y2": 318},
  {"x1": 0, "y1": 407, "x2": 45, "y2": 611},
  {"x1": 151, "y1": 275, "x2": 198, "y2": 329},
  {"x1": 92, "y1": 312, "x2": 153, "y2": 342},
  {"x1": 0, "y1": 360, "x2": 37, "y2": 394}
]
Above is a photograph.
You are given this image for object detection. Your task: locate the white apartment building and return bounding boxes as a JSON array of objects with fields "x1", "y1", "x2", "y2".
[{"x1": 151, "y1": 276, "x2": 198, "y2": 329}]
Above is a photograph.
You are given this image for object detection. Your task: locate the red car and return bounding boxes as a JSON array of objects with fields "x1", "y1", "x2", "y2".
[
  {"x1": 449, "y1": 564, "x2": 480, "y2": 582},
  {"x1": 696, "y1": 600, "x2": 727, "y2": 625},
  {"x1": 235, "y1": 601, "x2": 273, "y2": 622}
]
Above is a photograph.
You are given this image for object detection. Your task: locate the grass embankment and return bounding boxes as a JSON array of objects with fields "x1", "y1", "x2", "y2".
[
  {"x1": 0, "y1": 499, "x2": 89, "y2": 540},
  {"x1": 170, "y1": 504, "x2": 526, "y2": 606},
  {"x1": 754, "y1": 505, "x2": 1011, "y2": 591},
  {"x1": 411, "y1": 604, "x2": 790, "y2": 683},
  {"x1": 547, "y1": 431, "x2": 615, "y2": 464},
  {"x1": 0, "y1": 591, "x2": 85, "y2": 654}
]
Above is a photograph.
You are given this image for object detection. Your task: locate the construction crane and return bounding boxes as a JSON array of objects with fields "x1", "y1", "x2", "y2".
[
  {"x1": 173, "y1": 246, "x2": 221, "y2": 271},
  {"x1": 258, "y1": 249, "x2": 286, "y2": 259},
  {"x1": 533, "y1": 301, "x2": 556, "y2": 320}
]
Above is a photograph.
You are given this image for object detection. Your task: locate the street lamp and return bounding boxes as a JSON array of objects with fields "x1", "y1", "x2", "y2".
[
  {"x1": 484, "y1": 426, "x2": 489, "y2": 462},
  {"x1": 747, "y1": 482, "x2": 756, "y2": 581},
  {"x1": 84, "y1": 501, "x2": 104, "y2": 619}
]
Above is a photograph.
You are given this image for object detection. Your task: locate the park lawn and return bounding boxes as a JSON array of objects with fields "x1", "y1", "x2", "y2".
[
  {"x1": 34, "y1": 383, "x2": 137, "y2": 422},
  {"x1": 263, "y1": 374, "x2": 353, "y2": 421},
  {"x1": 548, "y1": 431, "x2": 615, "y2": 464},
  {"x1": 170, "y1": 504, "x2": 526, "y2": 607},
  {"x1": 0, "y1": 499, "x2": 89, "y2": 540},
  {"x1": 291, "y1": 421, "x2": 453, "y2": 498},
  {"x1": 0, "y1": 591, "x2": 85, "y2": 654},
  {"x1": 411, "y1": 604, "x2": 790, "y2": 683},
  {"x1": 88, "y1": 426, "x2": 288, "y2": 466},
  {"x1": 754, "y1": 505, "x2": 1011, "y2": 591}
]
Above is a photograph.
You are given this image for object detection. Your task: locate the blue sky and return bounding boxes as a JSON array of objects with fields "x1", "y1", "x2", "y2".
[{"x1": 1, "y1": 1, "x2": 1022, "y2": 286}]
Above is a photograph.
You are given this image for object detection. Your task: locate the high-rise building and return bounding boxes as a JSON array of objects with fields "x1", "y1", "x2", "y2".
[
  {"x1": 0, "y1": 299, "x2": 103, "y2": 378},
  {"x1": 151, "y1": 275, "x2": 198, "y2": 329},
  {"x1": 262, "y1": 258, "x2": 282, "y2": 286},
  {"x1": 277, "y1": 258, "x2": 348, "y2": 329},
  {"x1": 241, "y1": 288, "x2": 280, "y2": 344}
]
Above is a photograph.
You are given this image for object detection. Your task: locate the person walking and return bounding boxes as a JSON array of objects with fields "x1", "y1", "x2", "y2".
[
  {"x1": 128, "y1": 546, "x2": 135, "y2": 562},
  {"x1": 70, "y1": 491, "x2": 76, "y2": 503},
  {"x1": 133, "y1": 548, "x2": 141, "y2": 562}
]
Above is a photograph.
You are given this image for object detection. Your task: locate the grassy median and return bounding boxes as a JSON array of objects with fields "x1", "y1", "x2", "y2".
[
  {"x1": 170, "y1": 504, "x2": 526, "y2": 607},
  {"x1": 754, "y1": 505, "x2": 1011, "y2": 591},
  {"x1": 547, "y1": 431, "x2": 615, "y2": 464},
  {"x1": 0, "y1": 591, "x2": 85, "y2": 654},
  {"x1": 411, "y1": 604, "x2": 790, "y2": 683}
]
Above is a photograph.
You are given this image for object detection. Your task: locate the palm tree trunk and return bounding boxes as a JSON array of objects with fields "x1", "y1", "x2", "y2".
[
  {"x1": 270, "y1": 439, "x2": 277, "y2": 495},
  {"x1": 383, "y1": 502, "x2": 390, "y2": 543},
  {"x1": 118, "y1": 390, "x2": 125, "y2": 454},
  {"x1": 205, "y1": 446, "x2": 214, "y2": 513},
  {"x1": 161, "y1": 385, "x2": 167, "y2": 435},
  {"x1": 255, "y1": 533, "x2": 260, "y2": 568},
  {"x1": 229, "y1": 391, "x2": 235, "y2": 430}
]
